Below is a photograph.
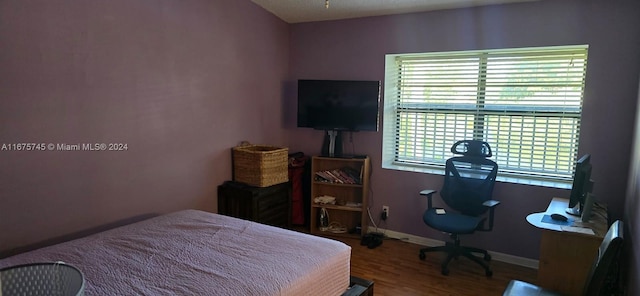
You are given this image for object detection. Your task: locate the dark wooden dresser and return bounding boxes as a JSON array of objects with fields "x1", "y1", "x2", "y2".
[{"x1": 217, "y1": 181, "x2": 291, "y2": 228}]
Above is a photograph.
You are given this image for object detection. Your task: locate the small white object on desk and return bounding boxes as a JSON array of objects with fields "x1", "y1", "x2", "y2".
[{"x1": 436, "y1": 209, "x2": 446, "y2": 214}]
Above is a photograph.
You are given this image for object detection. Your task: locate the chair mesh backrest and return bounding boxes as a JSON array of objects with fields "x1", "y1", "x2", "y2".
[
  {"x1": 583, "y1": 220, "x2": 624, "y2": 296},
  {"x1": 0, "y1": 262, "x2": 84, "y2": 296},
  {"x1": 440, "y1": 148, "x2": 498, "y2": 217}
]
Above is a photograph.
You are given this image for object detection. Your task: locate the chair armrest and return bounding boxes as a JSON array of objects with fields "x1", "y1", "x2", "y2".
[
  {"x1": 419, "y1": 190, "x2": 437, "y2": 209},
  {"x1": 420, "y1": 189, "x2": 437, "y2": 196},
  {"x1": 481, "y1": 199, "x2": 500, "y2": 231},
  {"x1": 482, "y1": 200, "x2": 500, "y2": 208}
]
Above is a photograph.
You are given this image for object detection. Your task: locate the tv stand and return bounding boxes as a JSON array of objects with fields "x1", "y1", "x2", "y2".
[
  {"x1": 322, "y1": 130, "x2": 343, "y2": 157},
  {"x1": 566, "y1": 178, "x2": 594, "y2": 216},
  {"x1": 565, "y1": 204, "x2": 581, "y2": 216}
]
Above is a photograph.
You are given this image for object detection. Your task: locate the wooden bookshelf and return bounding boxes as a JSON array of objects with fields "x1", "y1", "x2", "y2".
[{"x1": 310, "y1": 156, "x2": 370, "y2": 238}]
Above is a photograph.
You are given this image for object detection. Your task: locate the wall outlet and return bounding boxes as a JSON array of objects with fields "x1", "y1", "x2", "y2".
[{"x1": 382, "y1": 205, "x2": 389, "y2": 219}]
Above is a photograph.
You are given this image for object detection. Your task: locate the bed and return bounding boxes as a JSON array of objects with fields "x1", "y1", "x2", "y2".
[{"x1": 0, "y1": 210, "x2": 358, "y2": 295}]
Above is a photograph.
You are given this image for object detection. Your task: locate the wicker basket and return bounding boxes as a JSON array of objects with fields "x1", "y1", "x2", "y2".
[{"x1": 232, "y1": 144, "x2": 289, "y2": 187}]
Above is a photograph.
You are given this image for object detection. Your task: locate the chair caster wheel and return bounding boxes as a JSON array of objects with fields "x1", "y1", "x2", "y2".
[
  {"x1": 419, "y1": 252, "x2": 426, "y2": 260},
  {"x1": 486, "y1": 269, "x2": 493, "y2": 277},
  {"x1": 484, "y1": 254, "x2": 491, "y2": 261}
]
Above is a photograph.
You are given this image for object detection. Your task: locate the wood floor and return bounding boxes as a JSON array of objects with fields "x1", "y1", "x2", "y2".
[{"x1": 336, "y1": 236, "x2": 538, "y2": 296}]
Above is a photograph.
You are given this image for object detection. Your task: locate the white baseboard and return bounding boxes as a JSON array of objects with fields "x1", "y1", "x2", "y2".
[{"x1": 368, "y1": 227, "x2": 539, "y2": 270}]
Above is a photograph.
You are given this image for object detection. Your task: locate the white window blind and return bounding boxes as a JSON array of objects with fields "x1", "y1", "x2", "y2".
[{"x1": 383, "y1": 45, "x2": 588, "y2": 182}]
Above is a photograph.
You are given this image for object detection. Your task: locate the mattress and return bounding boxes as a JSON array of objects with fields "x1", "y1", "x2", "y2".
[{"x1": 0, "y1": 210, "x2": 351, "y2": 295}]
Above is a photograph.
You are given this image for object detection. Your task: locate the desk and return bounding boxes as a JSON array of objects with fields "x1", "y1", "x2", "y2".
[{"x1": 526, "y1": 197, "x2": 608, "y2": 296}]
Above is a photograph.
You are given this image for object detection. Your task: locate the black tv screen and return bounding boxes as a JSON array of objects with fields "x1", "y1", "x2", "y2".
[{"x1": 297, "y1": 79, "x2": 380, "y2": 131}]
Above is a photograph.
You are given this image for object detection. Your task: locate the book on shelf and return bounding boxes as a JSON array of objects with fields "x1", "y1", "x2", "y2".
[
  {"x1": 342, "y1": 166, "x2": 362, "y2": 184},
  {"x1": 314, "y1": 166, "x2": 362, "y2": 184},
  {"x1": 335, "y1": 169, "x2": 355, "y2": 184},
  {"x1": 314, "y1": 171, "x2": 334, "y2": 182},
  {"x1": 325, "y1": 170, "x2": 345, "y2": 183}
]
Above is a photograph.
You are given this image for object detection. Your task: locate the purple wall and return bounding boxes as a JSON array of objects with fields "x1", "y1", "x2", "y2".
[
  {"x1": 2, "y1": 0, "x2": 640, "y2": 287},
  {"x1": 0, "y1": 0, "x2": 289, "y2": 252},
  {"x1": 287, "y1": 0, "x2": 640, "y2": 260}
]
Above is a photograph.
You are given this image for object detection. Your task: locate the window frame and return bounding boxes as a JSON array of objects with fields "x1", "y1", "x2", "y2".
[{"x1": 382, "y1": 45, "x2": 589, "y2": 189}]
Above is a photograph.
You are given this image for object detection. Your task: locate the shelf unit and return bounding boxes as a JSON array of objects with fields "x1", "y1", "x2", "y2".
[{"x1": 310, "y1": 156, "x2": 370, "y2": 238}]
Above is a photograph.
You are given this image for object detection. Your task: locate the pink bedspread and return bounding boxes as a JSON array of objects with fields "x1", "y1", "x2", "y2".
[{"x1": 0, "y1": 210, "x2": 351, "y2": 295}]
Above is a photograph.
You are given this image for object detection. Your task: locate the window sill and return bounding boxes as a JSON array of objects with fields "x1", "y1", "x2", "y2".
[{"x1": 382, "y1": 162, "x2": 571, "y2": 190}]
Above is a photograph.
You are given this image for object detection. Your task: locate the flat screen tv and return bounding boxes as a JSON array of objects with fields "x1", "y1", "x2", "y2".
[{"x1": 297, "y1": 79, "x2": 380, "y2": 132}]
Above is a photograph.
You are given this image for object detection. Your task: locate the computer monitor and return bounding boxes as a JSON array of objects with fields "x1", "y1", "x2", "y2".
[{"x1": 566, "y1": 154, "x2": 594, "y2": 216}]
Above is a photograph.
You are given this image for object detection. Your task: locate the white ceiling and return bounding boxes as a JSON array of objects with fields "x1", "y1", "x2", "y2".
[{"x1": 251, "y1": 0, "x2": 538, "y2": 23}]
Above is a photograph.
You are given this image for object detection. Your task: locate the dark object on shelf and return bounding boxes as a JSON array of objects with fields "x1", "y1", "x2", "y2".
[
  {"x1": 217, "y1": 181, "x2": 291, "y2": 228},
  {"x1": 419, "y1": 140, "x2": 500, "y2": 277},
  {"x1": 318, "y1": 207, "x2": 330, "y2": 231}
]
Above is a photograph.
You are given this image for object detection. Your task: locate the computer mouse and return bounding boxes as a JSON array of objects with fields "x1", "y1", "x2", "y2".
[{"x1": 550, "y1": 213, "x2": 568, "y2": 222}]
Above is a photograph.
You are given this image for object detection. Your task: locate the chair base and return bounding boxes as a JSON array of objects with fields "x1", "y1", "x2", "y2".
[{"x1": 419, "y1": 236, "x2": 493, "y2": 277}]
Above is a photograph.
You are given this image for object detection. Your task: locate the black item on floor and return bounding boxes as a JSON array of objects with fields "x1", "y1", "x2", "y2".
[{"x1": 361, "y1": 232, "x2": 384, "y2": 249}]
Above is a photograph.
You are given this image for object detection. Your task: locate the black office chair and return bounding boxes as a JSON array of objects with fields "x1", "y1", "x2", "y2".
[
  {"x1": 503, "y1": 220, "x2": 624, "y2": 296},
  {"x1": 419, "y1": 140, "x2": 500, "y2": 276}
]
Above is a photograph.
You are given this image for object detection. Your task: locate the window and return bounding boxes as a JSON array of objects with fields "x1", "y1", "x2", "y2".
[{"x1": 382, "y1": 45, "x2": 589, "y2": 186}]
